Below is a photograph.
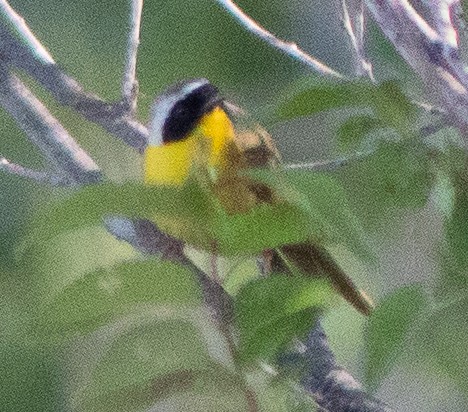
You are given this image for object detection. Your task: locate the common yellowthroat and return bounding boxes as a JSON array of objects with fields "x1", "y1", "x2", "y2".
[{"x1": 144, "y1": 78, "x2": 373, "y2": 316}]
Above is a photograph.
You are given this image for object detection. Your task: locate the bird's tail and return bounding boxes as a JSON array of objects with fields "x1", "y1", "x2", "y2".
[{"x1": 281, "y1": 243, "x2": 374, "y2": 316}]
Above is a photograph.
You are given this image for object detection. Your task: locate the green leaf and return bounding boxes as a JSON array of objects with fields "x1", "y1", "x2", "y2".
[
  {"x1": 25, "y1": 226, "x2": 139, "y2": 300},
  {"x1": 437, "y1": 247, "x2": 468, "y2": 299},
  {"x1": 22, "y1": 179, "x2": 311, "y2": 258},
  {"x1": 337, "y1": 140, "x2": 432, "y2": 229},
  {"x1": 369, "y1": 81, "x2": 417, "y2": 137},
  {"x1": 211, "y1": 201, "x2": 311, "y2": 255},
  {"x1": 444, "y1": 177, "x2": 468, "y2": 270},
  {"x1": 36, "y1": 259, "x2": 202, "y2": 341},
  {"x1": 20, "y1": 181, "x2": 212, "y2": 253},
  {"x1": 364, "y1": 285, "x2": 427, "y2": 391},
  {"x1": 368, "y1": 22, "x2": 413, "y2": 77},
  {"x1": 75, "y1": 311, "x2": 241, "y2": 410},
  {"x1": 281, "y1": 170, "x2": 373, "y2": 262},
  {"x1": 423, "y1": 126, "x2": 464, "y2": 156},
  {"x1": 78, "y1": 368, "x2": 246, "y2": 412},
  {"x1": 148, "y1": 390, "x2": 248, "y2": 412},
  {"x1": 87, "y1": 321, "x2": 215, "y2": 397},
  {"x1": 275, "y1": 80, "x2": 376, "y2": 121},
  {"x1": 76, "y1": 383, "x2": 163, "y2": 412},
  {"x1": 336, "y1": 115, "x2": 382, "y2": 152},
  {"x1": 235, "y1": 275, "x2": 334, "y2": 362},
  {"x1": 0, "y1": 343, "x2": 61, "y2": 412},
  {"x1": 437, "y1": 176, "x2": 468, "y2": 296},
  {"x1": 417, "y1": 295, "x2": 468, "y2": 394},
  {"x1": 432, "y1": 171, "x2": 456, "y2": 219},
  {"x1": 223, "y1": 258, "x2": 259, "y2": 296},
  {"x1": 71, "y1": 352, "x2": 247, "y2": 412},
  {"x1": 275, "y1": 80, "x2": 416, "y2": 136},
  {"x1": 246, "y1": 369, "x2": 318, "y2": 412}
]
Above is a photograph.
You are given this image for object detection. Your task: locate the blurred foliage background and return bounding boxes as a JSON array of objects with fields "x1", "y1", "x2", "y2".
[{"x1": 1, "y1": 0, "x2": 467, "y2": 411}]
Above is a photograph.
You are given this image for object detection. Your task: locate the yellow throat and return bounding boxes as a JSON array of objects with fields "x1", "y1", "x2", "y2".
[{"x1": 144, "y1": 106, "x2": 235, "y2": 186}]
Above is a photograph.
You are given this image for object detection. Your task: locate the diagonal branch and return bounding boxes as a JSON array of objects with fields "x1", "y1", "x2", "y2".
[
  {"x1": 365, "y1": 0, "x2": 468, "y2": 130},
  {"x1": 0, "y1": 156, "x2": 68, "y2": 185},
  {"x1": 103, "y1": 217, "x2": 234, "y2": 326},
  {"x1": 106, "y1": 216, "x2": 394, "y2": 411},
  {"x1": 341, "y1": 0, "x2": 374, "y2": 80},
  {"x1": 0, "y1": 0, "x2": 148, "y2": 151},
  {"x1": 427, "y1": 0, "x2": 460, "y2": 49},
  {"x1": 0, "y1": 66, "x2": 101, "y2": 184},
  {"x1": 215, "y1": 0, "x2": 343, "y2": 78},
  {"x1": 0, "y1": 0, "x2": 55, "y2": 65},
  {"x1": 298, "y1": 323, "x2": 394, "y2": 412}
]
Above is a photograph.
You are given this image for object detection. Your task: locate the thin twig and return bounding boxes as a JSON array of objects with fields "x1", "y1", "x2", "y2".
[
  {"x1": 0, "y1": 156, "x2": 68, "y2": 185},
  {"x1": 364, "y1": 0, "x2": 468, "y2": 131},
  {"x1": 286, "y1": 158, "x2": 352, "y2": 172},
  {"x1": 0, "y1": 1, "x2": 148, "y2": 151},
  {"x1": 341, "y1": 0, "x2": 374, "y2": 80},
  {"x1": 286, "y1": 151, "x2": 371, "y2": 172},
  {"x1": 0, "y1": 66, "x2": 101, "y2": 184},
  {"x1": 122, "y1": 0, "x2": 143, "y2": 113},
  {"x1": 390, "y1": 0, "x2": 440, "y2": 41},
  {"x1": 215, "y1": 0, "x2": 343, "y2": 78}
]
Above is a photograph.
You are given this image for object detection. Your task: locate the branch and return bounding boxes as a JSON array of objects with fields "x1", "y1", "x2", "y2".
[
  {"x1": 364, "y1": 0, "x2": 468, "y2": 130},
  {"x1": 0, "y1": 0, "x2": 55, "y2": 65},
  {"x1": 285, "y1": 117, "x2": 449, "y2": 173},
  {"x1": 285, "y1": 151, "x2": 371, "y2": 172},
  {"x1": 215, "y1": 0, "x2": 344, "y2": 78},
  {"x1": 122, "y1": 0, "x2": 143, "y2": 113},
  {"x1": 341, "y1": 0, "x2": 374, "y2": 80},
  {"x1": 106, "y1": 217, "x2": 393, "y2": 411},
  {"x1": 0, "y1": 0, "x2": 148, "y2": 151},
  {"x1": 428, "y1": 0, "x2": 460, "y2": 49},
  {"x1": 0, "y1": 66, "x2": 101, "y2": 184},
  {"x1": 0, "y1": 156, "x2": 68, "y2": 185},
  {"x1": 295, "y1": 323, "x2": 394, "y2": 412},
  {"x1": 103, "y1": 217, "x2": 234, "y2": 326}
]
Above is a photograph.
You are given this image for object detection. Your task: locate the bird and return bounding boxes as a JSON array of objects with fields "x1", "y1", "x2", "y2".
[{"x1": 144, "y1": 78, "x2": 373, "y2": 316}]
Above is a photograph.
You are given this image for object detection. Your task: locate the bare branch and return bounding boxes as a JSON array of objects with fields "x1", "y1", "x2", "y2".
[
  {"x1": 341, "y1": 0, "x2": 374, "y2": 80},
  {"x1": 286, "y1": 151, "x2": 371, "y2": 172},
  {"x1": 0, "y1": 67, "x2": 101, "y2": 184},
  {"x1": 0, "y1": 0, "x2": 55, "y2": 65},
  {"x1": 0, "y1": 156, "x2": 68, "y2": 185},
  {"x1": 365, "y1": 0, "x2": 468, "y2": 130},
  {"x1": 286, "y1": 117, "x2": 449, "y2": 173},
  {"x1": 295, "y1": 322, "x2": 395, "y2": 412},
  {"x1": 103, "y1": 217, "x2": 234, "y2": 326},
  {"x1": 0, "y1": 1, "x2": 148, "y2": 151},
  {"x1": 428, "y1": 0, "x2": 460, "y2": 49},
  {"x1": 122, "y1": 0, "x2": 143, "y2": 113},
  {"x1": 286, "y1": 158, "x2": 353, "y2": 172},
  {"x1": 215, "y1": 0, "x2": 344, "y2": 78},
  {"x1": 106, "y1": 217, "x2": 391, "y2": 411}
]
